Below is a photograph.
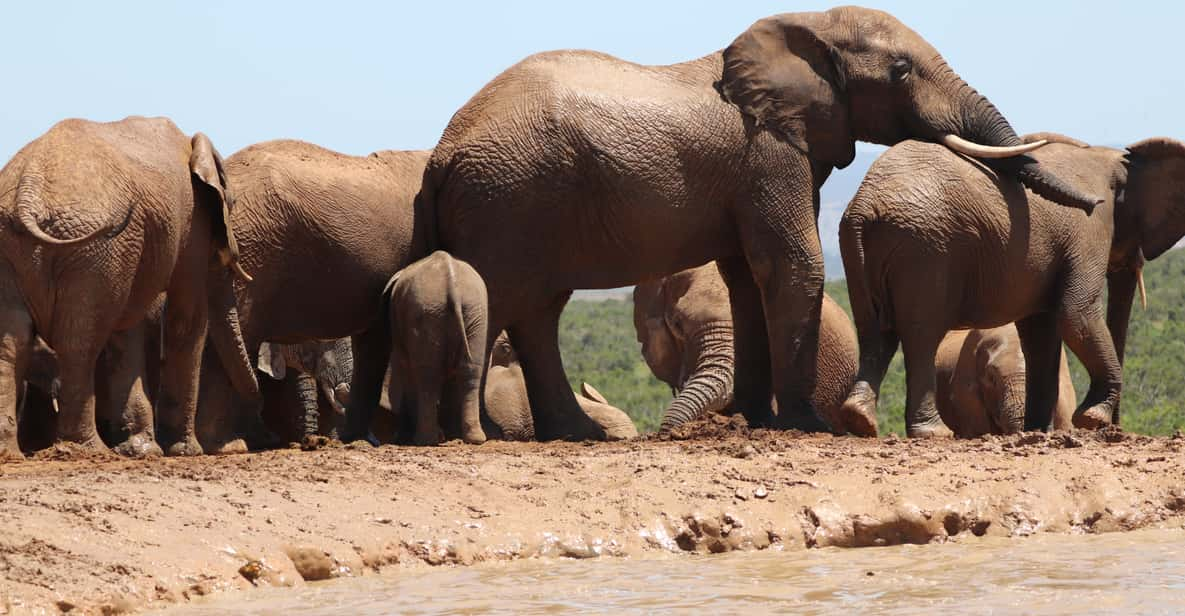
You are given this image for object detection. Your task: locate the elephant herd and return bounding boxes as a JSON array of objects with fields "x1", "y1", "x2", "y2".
[{"x1": 1, "y1": 6, "x2": 1181, "y2": 460}]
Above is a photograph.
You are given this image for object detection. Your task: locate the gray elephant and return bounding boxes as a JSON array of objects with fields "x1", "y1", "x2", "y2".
[
  {"x1": 257, "y1": 339, "x2": 353, "y2": 443},
  {"x1": 420, "y1": 6, "x2": 1094, "y2": 443},
  {"x1": 196, "y1": 141, "x2": 431, "y2": 454},
  {"x1": 483, "y1": 332, "x2": 637, "y2": 441},
  {"x1": 936, "y1": 326, "x2": 1076, "y2": 438},
  {"x1": 840, "y1": 135, "x2": 1185, "y2": 436},
  {"x1": 0, "y1": 117, "x2": 256, "y2": 459},
  {"x1": 382, "y1": 251, "x2": 489, "y2": 446},
  {"x1": 633, "y1": 263, "x2": 859, "y2": 434}
]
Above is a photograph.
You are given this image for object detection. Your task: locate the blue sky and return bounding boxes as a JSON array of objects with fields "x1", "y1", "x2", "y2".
[{"x1": 2, "y1": 1, "x2": 1181, "y2": 161}]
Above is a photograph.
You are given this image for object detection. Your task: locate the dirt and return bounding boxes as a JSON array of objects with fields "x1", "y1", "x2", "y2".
[{"x1": 1, "y1": 417, "x2": 1183, "y2": 614}]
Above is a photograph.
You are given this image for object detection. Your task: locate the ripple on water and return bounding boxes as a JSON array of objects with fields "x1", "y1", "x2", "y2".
[{"x1": 156, "y1": 528, "x2": 1185, "y2": 615}]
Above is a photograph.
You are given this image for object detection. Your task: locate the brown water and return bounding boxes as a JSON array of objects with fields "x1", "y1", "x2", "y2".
[{"x1": 162, "y1": 529, "x2": 1185, "y2": 615}]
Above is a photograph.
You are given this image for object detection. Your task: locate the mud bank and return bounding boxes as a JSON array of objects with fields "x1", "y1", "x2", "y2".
[{"x1": 1, "y1": 417, "x2": 1183, "y2": 614}]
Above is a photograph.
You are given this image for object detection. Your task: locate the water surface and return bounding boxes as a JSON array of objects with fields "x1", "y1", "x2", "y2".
[{"x1": 162, "y1": 529, "x2": 1185, "y2": 615}]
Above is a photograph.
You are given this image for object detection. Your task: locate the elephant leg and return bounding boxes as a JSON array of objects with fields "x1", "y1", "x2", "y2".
[
  {"x1": 0, "y1": 300, "x2": 33, "y2": 460},
  {"x1": 96, "y1": 324, "x2": 162, "y2": 457},
  {"x1": 839, "y1": 328, "x2": 898, "y2": 438},
  {"x1": 444, "y1": 364, "x2": 485, "y2": 444},
  {"x1": 1015, "y1": 313, "x2": 1062, "y2": 432},
  {"x1": 17, "y1": 385, "x2": 56, "y2": 454},
  {"x1": 341, "y1": 324, "x2": 390, "y2": 444},
  {"x1": 508, "y1": 294, "x2": 604, "y2": 441},
  {"x1": 717, "y1": 256, "x2": 774, "y2": 426},
  {"x1": 192, "y1": 344, "x2": 256, "y2": 455},
  {"x1": 1057, "y1": 302, "x2": 1121, "y2": 430},
  {"x1": 900, "y1": 327, "x2": 951, "y2": 438},
  {"x1": 410, "y1": 371, "x2": 443, "y2": 446},
  {"x1": 53, "y1": 343, "x2": 108, "y2": 453}
]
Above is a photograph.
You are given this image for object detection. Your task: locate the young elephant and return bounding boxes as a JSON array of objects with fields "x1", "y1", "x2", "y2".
[
  {"x1": 633, "y1": 262, "x2": 861, "y2": 434},
  {"x1": 197, "y1": 141, "x2": 431, "y2": 453},
  {"x1": 483, "y1": 332, "x2": 638, "y2": 441},
  {"x1": 381, "y1": 252, "x2": 488, "y2": 446},
  {"x1": 257, "y1": 339, "x2": 353, "y2": 442},
  {"x1": 936, "y1": 326, "x2": 1076, "y2": 438},
  {"x1": 0, "y1": 117, "x2": 256, "y2": 459},
  {"x1": 840, "y1": 136, "x2": 1185, "y2": 437}
]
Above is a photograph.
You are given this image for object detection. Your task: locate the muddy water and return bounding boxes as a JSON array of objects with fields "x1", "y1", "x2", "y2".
[{"x1": 165, "y1": 529, "x2": 1185, "y2": 615}]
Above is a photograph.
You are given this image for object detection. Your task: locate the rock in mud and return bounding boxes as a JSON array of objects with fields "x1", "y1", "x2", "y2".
[{"x1": 284, "y1": 546, "x2": 346, "y2": 581}]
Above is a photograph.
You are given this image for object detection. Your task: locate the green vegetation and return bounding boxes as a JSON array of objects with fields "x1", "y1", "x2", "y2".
[{"x1": 559, "y1": 250, "x2": 1185, "y2": 435}]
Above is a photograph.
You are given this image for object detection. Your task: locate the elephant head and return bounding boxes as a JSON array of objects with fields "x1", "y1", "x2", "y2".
[
  {"x1": 634, "y1": 264, "x2": 735, "y2": 432},
  {"x1": 1105, "y1": 137, "x2": 1185, "y2": 410},
  {"x1": 969, "y1": 328, "x2": 1028, "y2": 434},
  {"x1": 717, "y1": 6, "x2": 1097, "y2": 209},
  {"x1": 258, "y1": 339, "x2": 354, "y2": 415}
]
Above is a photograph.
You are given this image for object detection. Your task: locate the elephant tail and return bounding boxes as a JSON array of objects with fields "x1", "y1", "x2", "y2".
[
  {"x1": 445, "y1": 257, "x2": 473, "y2": 364},
  {"x1": 839, "y1": 207, "x2": 890, "y2": 332},
  {"x1": 14, "y1": 173, "x2": 134, "y2": 246},
  {"x1": 413, "y1": 154, "x2": 450, "y2": 256}
]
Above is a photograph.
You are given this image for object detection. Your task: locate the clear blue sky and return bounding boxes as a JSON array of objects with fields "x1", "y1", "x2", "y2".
[{"x1": 2, "y1": 1, "x2": 1180, "y2": 161}]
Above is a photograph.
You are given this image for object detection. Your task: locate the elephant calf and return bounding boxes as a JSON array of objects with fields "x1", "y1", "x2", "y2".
[
  {"x1": 372, "y1": 251, "x2": 489, "y2": 446},
  {"x1": 483, "y1": 332, "x2": 637, "y2": 441},
  {"x1": 257, "y1": 339, "x2": 353, "y2": 443},
  {"x1": 936, "y1": 326, "x2": 1076, "y2": 438},
  {"x1": 633, "y1": 262, "x2": 862, "y2": 434},
  {"x1": 840, "y1": 135, "x2": 1185, "y2": 436}
]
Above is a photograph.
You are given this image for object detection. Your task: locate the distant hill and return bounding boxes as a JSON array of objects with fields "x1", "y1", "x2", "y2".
[{"x1": 561, "y1": 246, "x2": 1185, "y2": 436}]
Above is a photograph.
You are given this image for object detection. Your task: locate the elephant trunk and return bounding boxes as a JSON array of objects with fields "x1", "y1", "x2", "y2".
[
  {"x1": 940, "y1": 71, "x2": 1100, "y2": 210},
  {"x1": 992, "y1": 373, "x2": 1028, "y2": 434},
  {"x1": 659, "y1": 322, "x2": 734, "y2": 432},
  {"x1": 206, "y1": 269, "x2": 260, "y2": 399},
  {"x1": 1105, "y1": 266, "x2": 1141, "y2": 424},
  {"x1": 317, "y1": 338, "x2": 354, "y2": 414}
]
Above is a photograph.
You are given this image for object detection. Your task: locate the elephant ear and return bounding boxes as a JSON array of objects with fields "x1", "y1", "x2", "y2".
[
  {"x1": 1126, "y1": 138, "x2": 1185, "y2": 260},
  {"x1": 190, "y1": 133, "x2": 252, "y2": 282},
  {"x1": 718, "y1": 12, "x2": 854, "y2": 169},
  {"x1": 256, "y1": 342, "x2": 286, "y2": 380}
]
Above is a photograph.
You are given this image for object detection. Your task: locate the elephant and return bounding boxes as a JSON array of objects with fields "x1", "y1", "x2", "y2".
[
  {"x1": 196, "y1": 140, "x2": 431, "y2": 454},
  {"x1": 483, "y1": 332, "x2": 638, "y2": 441},
  {"x1": 381, "y1": 251, "x2": 489, "y2": 446},
  {"x1": 15, "y1": 336, "x2": 59, "y2": 453},
  {"x1": 257, "y1": 339, "x2": 354, "y2": 443},
  {"x1": 0, "y1": 117, "x2": 257, "y2": 459},
  {"x1": 633, "y1": 262, "x2": 859, "y2": 433},
  {"x1": 935, "y1": 326, "x2": 1076, "y2": 438},
  {"x1": 839, "y1": 135, "x2": 1185, "y2": 437},
  {"x1": 419, "y1": 6, "x2": 1096, "y2": 443}
]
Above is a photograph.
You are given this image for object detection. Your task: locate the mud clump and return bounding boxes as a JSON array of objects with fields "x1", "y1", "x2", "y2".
[
  {"x1": 659, "y1": 413, "x2": 752, "y2": 441},
  {"x1": 284, "y1": 546, "x2": 349, "y2": 581}
]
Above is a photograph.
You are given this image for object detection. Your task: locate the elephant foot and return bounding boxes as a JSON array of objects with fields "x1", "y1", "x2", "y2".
[
  {"x1": 534, "y1": 409, "x2": 607, "y2": 442},
  {"x1": 0, "y1": 437, "x2": 24, "y2": 461},
  {"x1": 839, "y1": 382, "x2": 879, "y2": 436},
  {"x1": 247, "y1": 426, "x2": 286, "y2": 451},
  {"x1": 461, "y1": 425, "x2": 487, "y2": 445},
  {"x1": 1072, "y1": 404, "x2": 1113, "y2": 430},
  {"x1": 165, "y1": 437, "x2": 204, "y2": 457},
  {"x1": 51, "y1": 435, "x2": 114, "y2": 459},
  {"x1": 114, "y1": 432, "x2": 164, "y2": 458},
  {"x1": 907, "y1": 421, "x2": 954, "y2": 439},
  {"x1": 206, "y1": 437, "x2": 250, "y2": 455}
]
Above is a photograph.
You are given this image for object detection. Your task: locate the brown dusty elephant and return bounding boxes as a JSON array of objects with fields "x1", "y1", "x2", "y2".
[
  {"x1": 936, "y1": 326, "x2": 1076, "y2": 438},
  {"x1": 197, "y1": 141, "x2": 431, "y2": 454},
  {"x1": 419, "y1": 6, "x2": 1095, "y2": 443},
  {"x1": 0, "y1": 117, "x2": 257, "y2": 459},
  {"x1": 633, "y1": 262, "x2": 858, "y2": 433},
  {"x1": 257, "y1": 339, "x2": 354, "y2": 443},
  {"x1": 382, "y1": 251, "x2": 488, "y2": 446},
  {"x1": 483, "y1": 332, "x2": 637, "y2": 441},
  {"x1": 840, "y1": 135, "x2": 1185, "y2": 437}
]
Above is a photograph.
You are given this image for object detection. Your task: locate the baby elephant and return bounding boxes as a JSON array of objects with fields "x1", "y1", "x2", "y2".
[
  {"x1": 383, "y1": 251, "x2": 488, "y2": 445},
  {"x1": 936, "y1": 326, "x2": 1076, "y2": 438}
]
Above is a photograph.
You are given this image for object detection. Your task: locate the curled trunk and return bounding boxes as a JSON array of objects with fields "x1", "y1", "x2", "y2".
[
  {"x1": 206, "y1": 269, "x2": 260, "y2": 399},
  {"x1": 659, "y1": 322, "x2": 734, "y2": 432},
  {"x1": 1105, "y1": 267, "x2": 1140, "y2": 424}
]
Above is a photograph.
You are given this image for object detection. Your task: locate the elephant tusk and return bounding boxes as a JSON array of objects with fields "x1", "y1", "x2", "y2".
[
  {"x1": 1138, "y1": 267, "x2": 1147, "y2": 311},
  {"x1": 231, "y1": 259, "x2": 254, "y2": 283},
  {"x1": 941, "y1": 134, "x2": 1048, "y2": 159}
]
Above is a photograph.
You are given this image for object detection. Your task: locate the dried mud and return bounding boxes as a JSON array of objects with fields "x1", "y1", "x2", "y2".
[{"x1": 1, "y1": 416, "x2": 1183, "y2": 614}]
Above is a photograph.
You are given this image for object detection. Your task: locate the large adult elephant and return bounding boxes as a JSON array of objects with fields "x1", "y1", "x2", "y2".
[
  {"x1": 197, "y1": 141, "x2": 431, "y2": 453},
  {"x1": 633, "y1": 262, "x2": 859, "y2": 434},
  {"x1": 418, "y1": 6, "x2": 1095, "y2": 441},
  {"x1": 840, "y1": 135, "x2": 1185, "y2": 436},
  {"x1": 0, "y1": 117, "x2": 256, "y2": 459}
]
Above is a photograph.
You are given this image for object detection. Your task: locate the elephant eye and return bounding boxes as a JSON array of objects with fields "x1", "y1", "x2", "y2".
[{"x1": 889, "y1": 58, "x2": 912, "y2": 84}]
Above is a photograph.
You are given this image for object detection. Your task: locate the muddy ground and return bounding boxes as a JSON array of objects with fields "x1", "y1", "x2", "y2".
[{"x1": 1, "y1": 416, "x2": 1184, "y2": 614}]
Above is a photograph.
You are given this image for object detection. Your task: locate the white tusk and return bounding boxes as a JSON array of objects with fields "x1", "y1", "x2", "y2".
[
  {"x1": 941, "y1": 134, "x2": 1048, "y2": 159},
  {"x1": 1138, "y1": 268, "x2": 1147, "y2": 311}
]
